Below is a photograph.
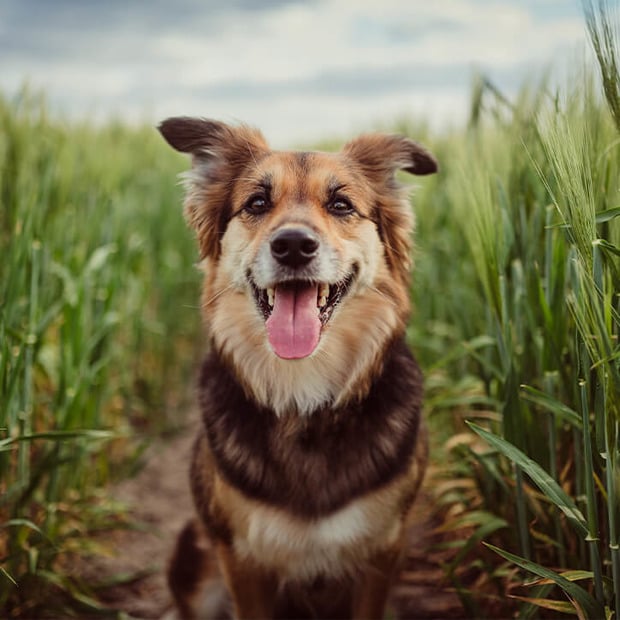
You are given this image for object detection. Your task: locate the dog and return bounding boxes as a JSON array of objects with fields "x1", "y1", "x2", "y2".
[{"x1": 158, "y1": 117, "x2": 437, "y2": 619}]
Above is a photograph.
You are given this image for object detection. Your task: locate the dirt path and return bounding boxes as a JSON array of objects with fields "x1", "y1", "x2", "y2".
[{"x1": 81, "y1": 418, "x2": 464, "y2": 620}]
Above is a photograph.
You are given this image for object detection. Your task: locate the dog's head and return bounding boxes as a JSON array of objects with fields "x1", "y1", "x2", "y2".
[{"x1": 159, "y1": 118, "x2": 436, "y2": 413}]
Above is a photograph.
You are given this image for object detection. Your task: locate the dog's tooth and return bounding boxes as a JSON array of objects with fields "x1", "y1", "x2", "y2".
[
  {"x1": 318, "y1": 295, "x2": 327, "y2": 308},
  {"x1": 267, "y1": 288, "x2": 275, "y2": 307},
  {"x1": 319, "y1": 283, "x2": 329, "y2": 299}
]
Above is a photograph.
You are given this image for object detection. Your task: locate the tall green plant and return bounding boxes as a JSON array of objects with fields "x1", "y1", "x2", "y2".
[
  {"x1": 0, "y1": 91, "x2": 201, "y2": 616},
  {"x1": 584, "y1": 0, "x2": 620, "y2": 131},
  {"x1": 429, "y1": 74, "x2": 619, "y2": 616}
]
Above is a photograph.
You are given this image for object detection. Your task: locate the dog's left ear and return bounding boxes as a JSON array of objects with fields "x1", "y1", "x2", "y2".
[
  {"x1": 342, "y1": 134, "x2": 437, "y2": 282},
  {"x1": 342, "y1": 133, "x2": 437, "y2": 179}
]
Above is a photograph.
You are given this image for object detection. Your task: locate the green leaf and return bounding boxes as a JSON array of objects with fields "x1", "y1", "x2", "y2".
[
  {"x1": 447, "y1": 335, "x2": 498, "y2": 370},
  {"x1": 520, "y1": 385, "x2": 582, "y2": 428},
  {"x1": 1, "y1": 566, "x2": 17, "y2": 586},
  {"x1": 0, "y1": 429, "x2": 118, "y2": 450},
  {"x1": 84, "y1": 243, "x2": 117, "y2": 275},
  {"x1": 36, "y1": 570, "x2": 113, "y2": 614},
  {"x1": 509, "y1": 594, "x2": 576, "y2": 614},
  {"x1": 595, "y1": 206, "x2": 620, "y2": 223},
  {"x1": 49, "y1": 261, "x2": 78, "y2": 307},
  {"x1": 484, "y1": 543, "x2": 605, "y2": 619},
  {"x1": 439, "y1": 509, "x2": 506, "y2": 531},
  {"x1": 525, "y1": 570, "x2": 595, "y2": 586},
  {"x1": 1, "y1": 518, "x2": 45, "y2": 537},
  {"x1": 466, "y1": 422, "x2": 589, "y2": 538},
  {"x1": 447, "y1": 517, "x2": 508, "y2": 573},
  {"x1": 594, "y1": 238, "x2": 620, "y2": 257}
]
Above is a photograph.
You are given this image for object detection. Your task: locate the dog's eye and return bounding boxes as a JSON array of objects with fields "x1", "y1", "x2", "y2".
[
  {"x1": 327, "y1": 196, "x2": 355, "y2": 216},
  {"x1": 244, "y1": 195, "x2": 270, "y2": 215}
]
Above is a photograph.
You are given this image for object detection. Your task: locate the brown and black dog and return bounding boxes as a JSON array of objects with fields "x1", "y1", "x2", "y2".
[{"x1": 158, "y1": 117, "x2": 437, "y2": 619}]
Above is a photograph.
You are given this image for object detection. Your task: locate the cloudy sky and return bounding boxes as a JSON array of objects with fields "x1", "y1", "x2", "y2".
[{"x1": 1, "y1": 0, "x2": 587, "y2": 146}]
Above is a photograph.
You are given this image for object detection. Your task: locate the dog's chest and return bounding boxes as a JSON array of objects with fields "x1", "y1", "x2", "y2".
[
  {"x1": 200, "y1": 341, "x2": 423, "y2": 517},
  {"x1": 234, "y1": 497, "x2": 401, "y2": 580}
]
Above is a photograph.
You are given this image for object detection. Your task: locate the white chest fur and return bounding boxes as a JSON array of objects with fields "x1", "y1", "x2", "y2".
[{"x1": 233, "y1": 496, "x2": 401, "y2": 580}]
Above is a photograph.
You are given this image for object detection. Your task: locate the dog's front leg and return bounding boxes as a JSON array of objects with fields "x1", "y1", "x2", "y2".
[
  {"x1": 352, "y1": 546, "x2": 402, "y2": 620},
  {"x1": 216, "y1": 543, "x2": 278, "y2": 619}
]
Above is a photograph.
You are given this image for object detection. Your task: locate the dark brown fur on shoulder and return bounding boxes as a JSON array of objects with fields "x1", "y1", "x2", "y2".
[
  {"x1": 159, "y1": 117, "x2": 437, "y2": 619},
  {"x1": 197, "y1": 339, "x2": 422, "y2": 519}
]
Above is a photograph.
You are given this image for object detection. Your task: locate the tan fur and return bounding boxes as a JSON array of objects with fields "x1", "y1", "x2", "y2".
[{"x1": 159, "y1": 117, "x2": 437, "y2": 619}]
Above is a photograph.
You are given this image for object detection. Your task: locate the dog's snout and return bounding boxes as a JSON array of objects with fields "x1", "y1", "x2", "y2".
[{"x1": 270, "y1": 228, "x2": 320, "y2": 268}]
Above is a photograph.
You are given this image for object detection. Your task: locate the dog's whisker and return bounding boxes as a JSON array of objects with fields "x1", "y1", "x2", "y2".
[
  {"x1": 203, "y1": 283, "x2": 236, "y2": 306},
  {"x1": 369, "y1": 285, "x2": 398, "y2": 307},
  {"x1": 379, "y1": 239, "x2": 411, "y2": 262},
  {"x1": 232, "y1": 175, "x2": 262, "y2": 184},
  {"x1": 243, "y1": 135, "x2": 262, "y2": 171}
]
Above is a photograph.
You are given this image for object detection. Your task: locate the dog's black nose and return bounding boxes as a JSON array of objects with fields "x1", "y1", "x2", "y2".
[{"x1": 270, "y1": 228, "x2": 320, "y2": 268}]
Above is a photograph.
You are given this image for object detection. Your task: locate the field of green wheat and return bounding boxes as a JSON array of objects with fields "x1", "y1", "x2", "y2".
[
  {"x1": 1, "y1": 5, "x2": 619, "y2": 618},
  {"x1": 0, "y1": 91, "x2": 203, "y2": 615}
]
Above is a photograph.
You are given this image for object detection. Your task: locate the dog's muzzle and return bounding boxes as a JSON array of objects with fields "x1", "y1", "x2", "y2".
[{"x1": 250, "y1": 226, "x2": 356, "y2": 360}]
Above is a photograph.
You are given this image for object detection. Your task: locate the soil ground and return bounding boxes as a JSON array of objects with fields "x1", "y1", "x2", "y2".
[{"x1": 79, "y1": 416, "x2": 465, "y2": 620}]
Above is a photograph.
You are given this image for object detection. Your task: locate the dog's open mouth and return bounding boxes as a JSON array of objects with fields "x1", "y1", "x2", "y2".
[{"x1": 250, "y1": 274, "x2": 355, "y2": 359}]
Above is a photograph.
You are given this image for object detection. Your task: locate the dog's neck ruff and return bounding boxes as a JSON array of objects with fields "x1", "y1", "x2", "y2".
[
  {"x1": 209, "y1": 282, "x2": 406, "y2": 417},
  {"x1": 198, "y1": 338, "x2": 423, "y2": 518}
]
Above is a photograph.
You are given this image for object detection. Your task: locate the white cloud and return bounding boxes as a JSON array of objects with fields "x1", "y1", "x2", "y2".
[
  {"x1": 149, "y1": 0, "x2": 584, "y2": 85},
  {"x1": 0, "y1": 0, "x2": 588, "y2": 145}
]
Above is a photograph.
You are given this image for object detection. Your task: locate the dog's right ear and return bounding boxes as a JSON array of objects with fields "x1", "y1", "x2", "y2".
[
  {"x1": 158, "y1": 117, "x2": 269, "y2": 259},
  {"x1": 159, "y1": 116, "x2": 227, "y2": 156}
]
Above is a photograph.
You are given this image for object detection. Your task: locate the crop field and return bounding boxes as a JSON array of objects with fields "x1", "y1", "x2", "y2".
[
  {"x1": 1, "y1": 7, "x2": 619, "y2": 619},
  {"x1": 0, "y1": 92, "x2": 203, "y2": 614}
]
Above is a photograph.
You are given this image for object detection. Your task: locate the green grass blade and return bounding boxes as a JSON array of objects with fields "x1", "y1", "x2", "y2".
[
  {"x1": 514, "y1": 465, "x2": 532, "y2": 561},
  {"x1": 579, "y1": 380, "x2": 605, "y2": 604},
  {"x1": 484, "y1": 543, "x2": 606, "y2": 619},
  {"x1": 595, "y1": 238, "x2": 620, "y2": 257},
  {"x1": 583, "y1": 0, "x2": 620, "y2": 133},
  {"x1": 520, "y1": 385, "x2": 582, "y2": 428},
  {"x1": 0, "y1": 429, "x2": 119, "y2": 449},
  {"x1": 509, "y1": 594, "x2": 581, "y2": 615},
  {"x1": 466, "y1": 422, "x2": 589, "y2": 538},
  {"x1": 595, "y1": 206, "x2": 620, "y2": 223},
  {"x1": 446, "y1": 517, "x2": 508, "y2": 574},
  {"x1": 0, "y1": 567, "x2": 17, "y2": 586},
  {"x1": 605, "y1": 419, "x2": 620, "y2": 616}
]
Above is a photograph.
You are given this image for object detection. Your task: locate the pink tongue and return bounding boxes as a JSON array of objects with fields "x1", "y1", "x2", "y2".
[{"x1": 265, "y1": 283, "x2": 321, "y2": 359}]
